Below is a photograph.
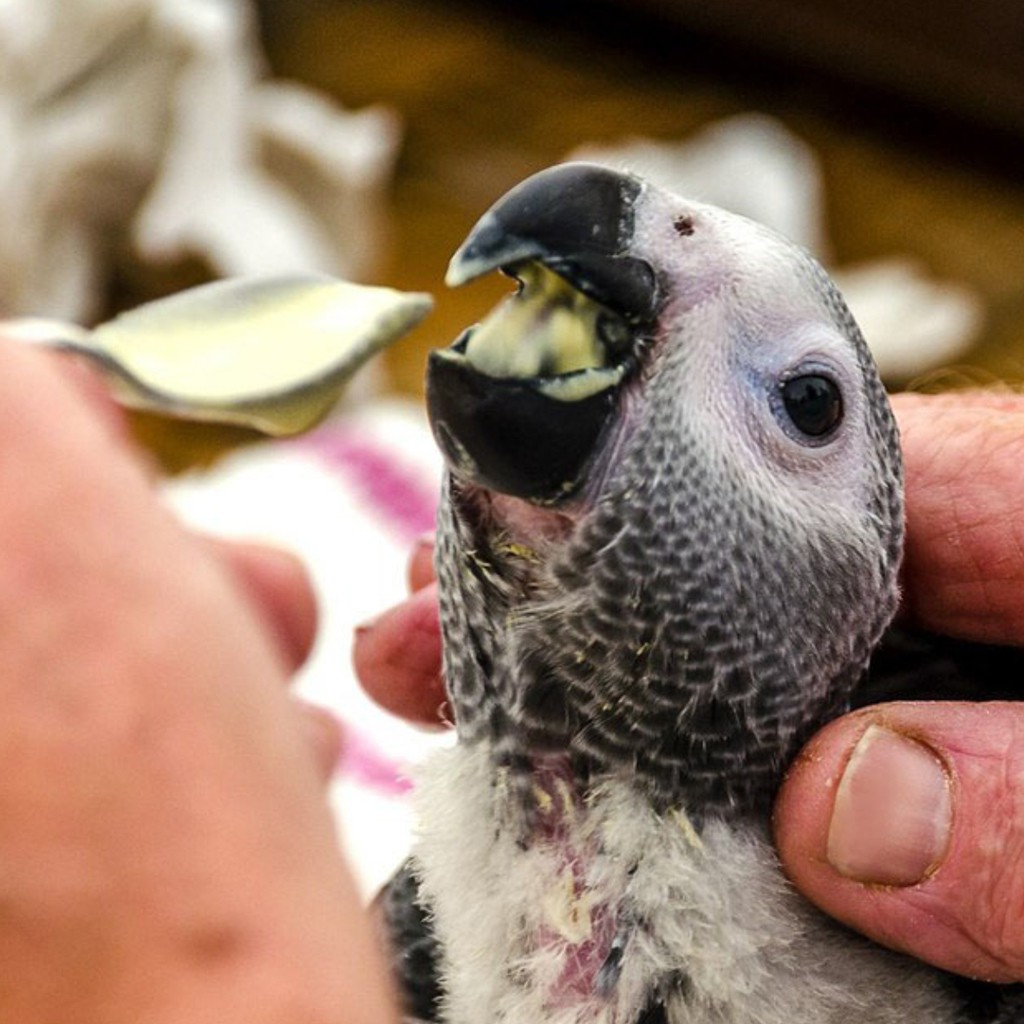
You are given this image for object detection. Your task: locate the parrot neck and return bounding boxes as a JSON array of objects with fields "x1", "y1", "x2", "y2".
[{"x1": 436, "y1": 457, "x2": 895, "y2": 825}]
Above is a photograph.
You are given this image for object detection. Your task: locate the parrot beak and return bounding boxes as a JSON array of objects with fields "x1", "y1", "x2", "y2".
[{"x1": 427, "y1": 163, "x2": 661, "y2": 503}]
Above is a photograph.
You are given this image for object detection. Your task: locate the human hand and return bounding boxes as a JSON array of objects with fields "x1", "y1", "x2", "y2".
[
  {"x1": 355, "y1": 391, "x2": 1024, "y2": 984},
  {"x1": 353, "y1": 535, "x2": 447, "y2": 728},
  {"x1": 775, "y1": 392, "x2": 1024, "y2": 983},
  {"x1": 0, "y1": 341, "x2": 394, "y2": 1024}
]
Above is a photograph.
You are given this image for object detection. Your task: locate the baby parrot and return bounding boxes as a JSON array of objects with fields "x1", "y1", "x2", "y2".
[{"x1": 379, "y1": 163, "x2": 1022, "y2": 1024}]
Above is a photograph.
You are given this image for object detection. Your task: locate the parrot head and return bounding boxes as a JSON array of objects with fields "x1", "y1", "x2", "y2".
[{"x1": 426, "y1": 163, "x2": 903, "y2": 819}]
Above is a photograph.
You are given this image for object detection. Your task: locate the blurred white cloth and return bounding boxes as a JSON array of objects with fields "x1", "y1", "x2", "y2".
[{"x1": 0, "y1": 0, "x2": 401, "y2": 322}]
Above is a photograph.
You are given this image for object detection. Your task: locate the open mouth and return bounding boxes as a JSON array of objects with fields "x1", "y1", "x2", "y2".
[
  {"x1": 425, "y1": 163, "x2": 659, "y2": 503},
  {"x1": 427, "y1": 261, "x2": 636, "y2": 502},
  {"x1": 444, "y1": 261, "x2": 634, "y2": 401}
]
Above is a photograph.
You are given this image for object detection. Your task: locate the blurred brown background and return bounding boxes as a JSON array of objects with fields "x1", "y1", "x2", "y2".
[{"x1": 246, "y1": 0, "x2": 1024, "y2": 396}]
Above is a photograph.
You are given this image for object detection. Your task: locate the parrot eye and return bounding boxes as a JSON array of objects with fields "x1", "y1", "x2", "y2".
[{"x1": 778, "y1": 374, "x2": 843, "y2": 440}]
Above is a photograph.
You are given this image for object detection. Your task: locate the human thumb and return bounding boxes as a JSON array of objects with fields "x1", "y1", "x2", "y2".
[{"x1": 775, "y1": 701, "x2": 1024, "y2": 983}]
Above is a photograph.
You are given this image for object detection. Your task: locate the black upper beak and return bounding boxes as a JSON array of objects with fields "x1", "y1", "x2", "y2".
[
  {"x1": 446, "y1": 162, "x2": 658, "y2": 325},
  {"x1": 427, "y1": 163, "x2": 660, "y2": 503}
]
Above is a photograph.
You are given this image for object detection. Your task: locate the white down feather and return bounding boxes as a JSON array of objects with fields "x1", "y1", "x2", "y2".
[{"x1": 413, "y1": 743, "x2": 955, "y2": 1024}]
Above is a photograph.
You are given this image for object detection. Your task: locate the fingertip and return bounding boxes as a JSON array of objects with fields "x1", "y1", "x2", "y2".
[
  {"x1": 774, "y1": 711, "x2": 869, "y2": 887},
  {"x1": 776, "y1": 708, "x2": 955, "y2": 970},
  {"x1": 352, "y1": 584, "x2": 449, "y2": 729},
  {"x1": 407, "y1": 533, "x2": 436, "y2": 593},
  {"x1": 777, "y1": 702, "x2": 1024, "y2": 982}
]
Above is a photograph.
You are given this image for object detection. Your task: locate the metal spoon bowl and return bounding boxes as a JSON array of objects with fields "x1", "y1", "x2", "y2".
[{"x1": 6, "y1": 275, "x2": 433, "y2": 436}]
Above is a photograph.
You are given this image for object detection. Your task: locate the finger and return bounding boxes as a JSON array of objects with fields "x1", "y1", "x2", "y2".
[
  {"x1": 205, "y1": 538, "x2": 319, "y2": 672},
  {"x1": 775, "y1": 701, "x2": 1024, "y2": 982},
  {"x1": 894, "y1": 392, "x2": 1024, "y2": 645},
  {"x1": 352, "y1": 583, "x2": 449, "y2": 728},
  {"x1": 407, "y1": 533, "x2": 436, "y2": 593}
]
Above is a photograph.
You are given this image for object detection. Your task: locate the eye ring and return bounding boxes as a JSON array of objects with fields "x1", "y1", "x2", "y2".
[{"x1": 777, "y1": 373, "x2": 843, "y2": 441}]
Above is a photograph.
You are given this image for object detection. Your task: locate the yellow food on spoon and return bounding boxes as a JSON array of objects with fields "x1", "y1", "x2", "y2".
[{"x1": 8, "y1": 275, "x2": 432, "y2": 437}]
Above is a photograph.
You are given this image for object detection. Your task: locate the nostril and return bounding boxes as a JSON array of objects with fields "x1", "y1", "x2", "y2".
[{"x1": 674, "y1": 216, "x2": 695, "y2": 237}]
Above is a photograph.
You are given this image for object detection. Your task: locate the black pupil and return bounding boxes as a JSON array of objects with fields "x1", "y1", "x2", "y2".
[{"x1": 781, "y1": 375, "x2": 842, "y2": 437}]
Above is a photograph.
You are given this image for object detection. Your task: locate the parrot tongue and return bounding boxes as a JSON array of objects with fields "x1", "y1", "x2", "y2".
[{"x1": 458, "y1": 262, "x2": 630, "y2": 401}]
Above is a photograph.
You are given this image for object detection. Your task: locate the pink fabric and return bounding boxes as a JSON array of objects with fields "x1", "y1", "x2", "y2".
[
  {"x1": 296, "y1": 426, "x2": 434, "y2": 796},
  {"x1": 297, "y1": 427, "x2": 437, "y2": 544},
  {"x1": 338, "y1": 718, "x2": 415, "y2": 796}
]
